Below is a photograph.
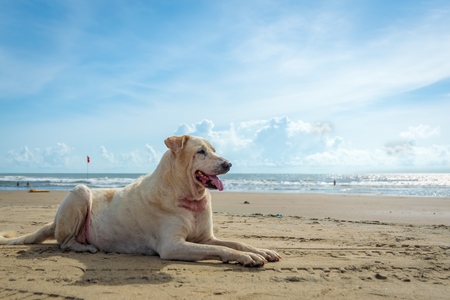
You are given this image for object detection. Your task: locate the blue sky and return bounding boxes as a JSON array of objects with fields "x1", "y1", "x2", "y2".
[{"x1": 1, "y1": 0, "x2": 449, "y2": 173}]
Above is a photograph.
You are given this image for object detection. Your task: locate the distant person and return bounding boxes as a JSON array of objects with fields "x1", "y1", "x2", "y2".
[
  {"x1": 27, "y1": 181, "x2": 30, "y2": 187},
  {"x1": 17, "y1": 181, "x2": 20, "y2": 187},
  {"x1": 333, "y1": 180, "x2": 336, "y2": 186}
]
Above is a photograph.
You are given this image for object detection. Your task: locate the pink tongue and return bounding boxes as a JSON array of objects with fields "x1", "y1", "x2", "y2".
[{"x1": 210, "y1": 175, "x2": 224, "y2": 191}]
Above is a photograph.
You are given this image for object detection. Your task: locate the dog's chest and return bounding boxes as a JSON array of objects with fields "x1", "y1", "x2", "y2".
[
  {"x1": 178, "y1": 198, "x2": 212, "y2": 242},
  {"x1": 178, "y1": 198, "x2": 207, "y2": 213}
]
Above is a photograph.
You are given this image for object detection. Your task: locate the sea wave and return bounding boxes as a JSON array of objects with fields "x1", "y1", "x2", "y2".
[{"x1": 1, "y1": 173, "x2": 449, "y2": 197}]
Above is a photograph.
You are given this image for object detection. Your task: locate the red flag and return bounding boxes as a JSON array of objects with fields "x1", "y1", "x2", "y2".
[{"x1": 87, "y1": 155, "x2": 90, "y2": 163}]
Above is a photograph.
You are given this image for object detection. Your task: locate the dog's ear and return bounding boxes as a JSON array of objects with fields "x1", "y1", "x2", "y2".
[{"x1": 164, "y1": 135, "x2": 190, "y2": 153}]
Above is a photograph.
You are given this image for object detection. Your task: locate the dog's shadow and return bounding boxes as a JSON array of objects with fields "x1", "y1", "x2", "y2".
[{"x1": 13, "y1": 243, "x2": 248, "y2": 286}]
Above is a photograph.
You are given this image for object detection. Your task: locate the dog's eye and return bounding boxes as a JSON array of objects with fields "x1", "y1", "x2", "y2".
[{"x1": 197, "y1": 150, "x2": 206, "y2": 155}]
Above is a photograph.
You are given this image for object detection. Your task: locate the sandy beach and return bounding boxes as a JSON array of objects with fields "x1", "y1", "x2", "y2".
[{"x1": 1, "y1": 190, "x2": 449, "y2": 299}]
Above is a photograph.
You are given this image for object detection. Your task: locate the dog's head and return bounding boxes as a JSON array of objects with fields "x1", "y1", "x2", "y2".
[{"x1": 164, "y1": 135, "x2": 231, "y2": 196}]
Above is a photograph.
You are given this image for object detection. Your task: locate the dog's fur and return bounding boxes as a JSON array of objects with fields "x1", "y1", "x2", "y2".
[{"x1": 0, "y1": 135, "x2": 280, "y2": 266}]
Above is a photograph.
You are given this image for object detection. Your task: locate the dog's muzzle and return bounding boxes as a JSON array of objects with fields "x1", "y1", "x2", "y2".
[{"x1": 195, "y1": 160, "x2": 232, "y2": 191}]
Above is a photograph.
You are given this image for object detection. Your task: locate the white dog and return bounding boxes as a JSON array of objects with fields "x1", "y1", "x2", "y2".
[{"x1": 1, "y1": 135, "x2": 280, "y2": 267}]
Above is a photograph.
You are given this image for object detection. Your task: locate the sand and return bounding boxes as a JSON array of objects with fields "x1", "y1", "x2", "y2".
[{"x1": 1, "y1": 190, "x2": 449, "y2": 299}]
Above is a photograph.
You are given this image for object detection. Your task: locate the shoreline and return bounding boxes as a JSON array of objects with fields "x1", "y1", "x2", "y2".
[
  {"x1": 1, "y1": 190, "x2": 449, "y2": 225},
  {"x1": 3, "y1": 186, "x2": 450, "y2": 198}
]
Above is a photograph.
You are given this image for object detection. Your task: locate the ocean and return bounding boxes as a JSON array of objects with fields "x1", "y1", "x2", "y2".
[{"x1": 1, "y1": 173, "x2": 449, "y2": 197}]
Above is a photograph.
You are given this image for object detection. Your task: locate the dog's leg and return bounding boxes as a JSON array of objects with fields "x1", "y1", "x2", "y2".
[
  {"x1": 54, "y1": 185, "x2": 97, "y2": 253},
  {"x1": 0, "y1": 222, "x2": 55, "y2": 245},
  {"x1": 204, "y1": 237, "x2": 281, "y2": 262},
  {"x1": 159, "y1": 240, "x2": 269, "y2": 267}
]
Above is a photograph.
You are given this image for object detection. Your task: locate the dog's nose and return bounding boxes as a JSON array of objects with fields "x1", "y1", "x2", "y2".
[{"x1": 222, "y1": 161, "x2": 232, "y2": 171}]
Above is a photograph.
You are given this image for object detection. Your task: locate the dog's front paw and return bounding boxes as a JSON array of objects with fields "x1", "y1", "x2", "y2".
[
  {"x1": 236, "y1": 252, "x2": 267, "y2": 267},
  {"x1": 257, "y1": 248, "x2": 281, "y2": 262}
]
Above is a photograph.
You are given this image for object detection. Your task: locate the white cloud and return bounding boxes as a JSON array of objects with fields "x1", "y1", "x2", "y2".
[
  {"x1": 3, "y1": 142, "x2": 79, "y2": 170},
  {"x1": 145, "y1": 144, "x2": 161, "y2": 164},
  {"x1": 215, "y1": 2, "x2": 450, "y2": 120},
  {"x1": 119, "y1": 151, "x2": 143, "y2": 166},
  {"x1": 42, "y1": 143, "x2": 75, "y2": 168},
  {"x1": 7, "y1": 146, "x2": 37, "y2": 164},
  {"x1": 96, "y1": 146, "x2": 162, "y2": 172},
  {"x1": 287, "y1": 120, "x2": 333, "y2": 137},
  {"x1": 45, "y1": 142, "x2": 73, "y2": 156},
  {"x1": 175, "y1": 119, "x2": 215, "y2": 137},
  {"x1": 400, "y1": 124, "x2": 440, "y2": 141},
  {"x1": 99, "y1": 146, "x2": 114, "y2": 163},
  {"x1": 325, "y1": 136, "x2": 344, "y2": 149},
  {"x1": 305, "y1": 148, "x2": 375, "y2": 167}
]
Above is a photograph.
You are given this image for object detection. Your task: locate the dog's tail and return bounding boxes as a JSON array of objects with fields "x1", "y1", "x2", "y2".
[{"x1": 0, "y1": 222, "x2": 56, "y2": 245}]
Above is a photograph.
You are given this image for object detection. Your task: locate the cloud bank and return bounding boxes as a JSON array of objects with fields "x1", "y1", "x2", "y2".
[
  {"x1": 176, "y1": 118, "x2": 448, "y2": 172},
  {"x1": 1, "y1": 117, "x2": 448, "y2": 173},
  {"x1": 2, "y1": 117, "x2": 450, "y2": 173},
  {"x1": 1, "y1": 117, "x2": 450, "y2": 173}
]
